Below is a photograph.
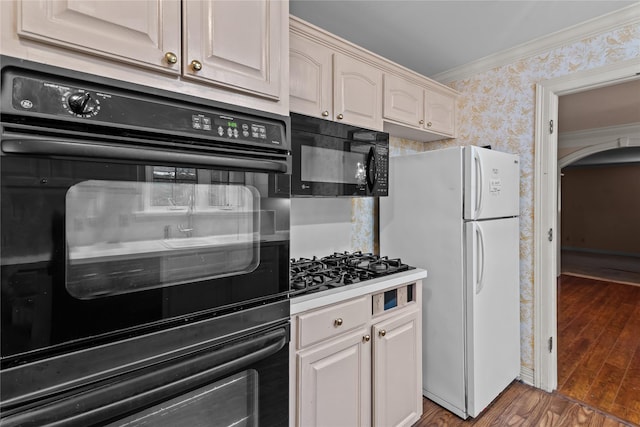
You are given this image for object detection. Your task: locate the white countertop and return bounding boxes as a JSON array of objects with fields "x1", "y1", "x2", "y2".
[{"x1": 290, "y1": 268, "x2": 427, "y2": 315}]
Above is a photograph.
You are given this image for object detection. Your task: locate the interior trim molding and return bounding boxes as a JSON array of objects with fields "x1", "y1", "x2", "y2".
[
  {"x1": 558, "y1": 135, "x2": 640, "y2": 168},
  {"x1": 534, "y1": 57, "x2": 640, "y2": 393},
  {"x1": 432, "y1": 4, "x2": 640, "y2": 84},
  {"x1": 559, "y1": 123, "x2": 640, "y2": 149}
]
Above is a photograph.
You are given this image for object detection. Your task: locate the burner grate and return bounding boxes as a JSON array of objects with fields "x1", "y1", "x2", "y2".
[{"x1": 290, "y1": 251, "x2": 413, "y2": 296}]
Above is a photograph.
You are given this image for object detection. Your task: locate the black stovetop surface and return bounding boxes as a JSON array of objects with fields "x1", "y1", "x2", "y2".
[{"x1": 289, "y1": 251, "x2": 413, "y2": 297}]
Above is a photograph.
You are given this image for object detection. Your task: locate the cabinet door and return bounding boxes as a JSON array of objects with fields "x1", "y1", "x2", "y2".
[
  {"x1": 183, "y1": 0, "x2": 283, "y2": 100},
  {"x1": 424, "y1": 88, "x2": 456, "y2": 136},
  {"x1": 383, "y1": 74, "x2": 424, "y2": 128},
  {"x1": 334, "y1": 53, "x2": 383, "y2": 130},
  {"x1": 18, "y1": 0, "x2": 181, "y2": 74},
  {"x1": 298, "y1": 328, "x2": 371, "y2": 427},
  {"x1": 372, "y1": 310, "x2": 421, "y2": 427},
  {"x1": 290, "y1": 33, "x2": 333, "y2": 119}
]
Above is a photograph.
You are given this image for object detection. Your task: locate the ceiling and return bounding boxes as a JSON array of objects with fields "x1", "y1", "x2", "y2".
[
  {"x1": 289, "y1": 1, "x2": 640, "y2": 167},
  {"x1": 289, "y1": 1, "x2": 637, "y2": 78}
]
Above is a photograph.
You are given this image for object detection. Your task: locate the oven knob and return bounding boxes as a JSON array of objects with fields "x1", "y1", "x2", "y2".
[{"x1": 67, "y1": 92, "x2": 99, "y2": 116}]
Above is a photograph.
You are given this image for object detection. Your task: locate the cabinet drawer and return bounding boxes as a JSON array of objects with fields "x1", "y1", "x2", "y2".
[{"x1": 297, "y1": 296, "x2": 369, "y2": 349}]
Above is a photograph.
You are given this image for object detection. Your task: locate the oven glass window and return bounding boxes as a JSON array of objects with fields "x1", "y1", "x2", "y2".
[
  {"x1": 107, "y1": 370, "x2": 258, "y2": 427},
  {"x1": 65, "y1": 173, "x2": 260, "y2": 299}
]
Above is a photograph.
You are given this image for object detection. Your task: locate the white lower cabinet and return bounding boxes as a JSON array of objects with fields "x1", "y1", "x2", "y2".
[
  {"x1": 298, "y1": 328, "x2": 371, "y2": 427},
  {"x1": 372, "y1": 310, "x2": 421, "y2": 427},
  {"x1": 291, "y1": 280, "x2": 422, "y2": 427}
]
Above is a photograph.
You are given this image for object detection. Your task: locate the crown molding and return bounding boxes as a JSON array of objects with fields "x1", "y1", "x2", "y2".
[{"x1": 431, "y1": 3, "x2": 640, "y2": 84}]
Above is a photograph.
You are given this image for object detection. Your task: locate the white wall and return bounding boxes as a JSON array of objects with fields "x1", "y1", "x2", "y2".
[{"x1": 290, "y1": 198, "x2": 353, "y2": 259}]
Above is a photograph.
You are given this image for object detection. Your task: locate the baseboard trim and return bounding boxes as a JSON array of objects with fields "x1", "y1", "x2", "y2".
[
  {"x1": 561, "y1": 247, "x2": 640, "y2": 258},
  {"x1": 520, "y1": 366, "x2": 535, "y2": 386}
]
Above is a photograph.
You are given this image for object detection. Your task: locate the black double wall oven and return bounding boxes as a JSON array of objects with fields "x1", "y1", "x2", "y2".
[{"x1": 0, "y1": 57, "x2": 291, "y2": 426}]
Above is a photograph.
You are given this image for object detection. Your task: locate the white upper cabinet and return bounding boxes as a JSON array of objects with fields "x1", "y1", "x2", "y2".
[
  {"x1": 290, "y1": 15, "x2": 457, "y2": 140},
  {"x1": 424, "y1": 87, "x2": 456, "y2": 136},
  {"x1": 183, "y1": 0, "x2": 283, "y2": 99},
  {"x1": 289, "y1": 33, "x2": 383, "y2": 130},
  {"x1": 333, "y1": 53, "x2": 383, "y2": 130},
  {"x1": 383, "y1": 74, "x2": 424, "y2": 128},
  {"x1": 10, "y1": 0, "x2": 288, "y2": 113},
  {"x1": 18, "y1": 0, "x2": 182, "y2": 74},
  {"x1": 384, "y1": 73, "x2": 457, "y2": 138},
  {"x1": 289, "y1": 33, "x2": 333, "y2": 119}
]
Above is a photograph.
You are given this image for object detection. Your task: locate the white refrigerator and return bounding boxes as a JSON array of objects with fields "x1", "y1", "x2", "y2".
[{"x1": 380, "y1": 146, "x2": 520, "y2": 419}]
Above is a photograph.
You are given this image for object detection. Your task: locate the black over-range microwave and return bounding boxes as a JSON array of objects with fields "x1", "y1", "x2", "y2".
[{"x1": 290, "y1": 113, "x2": 389, "y2": 197}]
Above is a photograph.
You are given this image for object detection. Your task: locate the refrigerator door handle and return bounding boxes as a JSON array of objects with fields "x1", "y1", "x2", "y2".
[
  {"x1": 476, "y1": 223, "x2": 486, "y2": 294},
  {"x1": 474, "y1": 150, "x2": 484, "y2": 219}
]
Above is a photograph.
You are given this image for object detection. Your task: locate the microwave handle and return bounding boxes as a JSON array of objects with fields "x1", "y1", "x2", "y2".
[
  {"x1": 1, "y1": 135, "x2": 287, "y2": 173},
  {"x1": 366, "y1": 146, "x2": 377, "y2": 192}
]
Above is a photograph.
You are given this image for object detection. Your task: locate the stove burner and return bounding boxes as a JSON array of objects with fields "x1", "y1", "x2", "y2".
[{"x1": 290, "y1": 251, "x2": 413, "y2": 296}]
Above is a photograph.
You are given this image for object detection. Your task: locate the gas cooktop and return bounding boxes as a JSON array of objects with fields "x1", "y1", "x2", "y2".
[{"x1": 289, "y1": 251, "x2": 413, "y2": 297}]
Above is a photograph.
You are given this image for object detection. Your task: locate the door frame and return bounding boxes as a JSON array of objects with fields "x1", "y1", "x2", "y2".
[{"x1": 533, "y1": 57, "x2": 640, "y2": 392}]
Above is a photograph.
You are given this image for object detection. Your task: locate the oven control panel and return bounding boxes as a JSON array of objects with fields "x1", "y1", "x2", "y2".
[
  {"x1": 372, "y1": 283, "x2": 415, "y2": 315},
  {"x1": 5, "y1": 72, "x2": 288, "y2": 151}
]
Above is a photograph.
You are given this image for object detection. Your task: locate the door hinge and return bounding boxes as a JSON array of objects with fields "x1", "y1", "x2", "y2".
[
  {"x1": 549, "y1": 120, "x2": 554, "y2": 134},
  {"x1": 548, "y1": 337, "x2": 553, "y2": 353},
  {"x1": 548, "y1": 228, "x2": 553, "y2": 242}
]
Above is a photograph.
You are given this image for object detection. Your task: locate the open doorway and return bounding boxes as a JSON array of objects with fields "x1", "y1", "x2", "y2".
[
  {"x1": 556, "y1": 155, "x2": 640, "y2": 425},
  {"x1": 534, "y1": 59, "x2": 640, "y2": 424},
  {"x1": 558, "y1": 80, "x2": 640, "y2": 285},
  {"x1": 555, "y1": 82, "x2": 640, "y2": 423},
  {"x1": 533, "y1": 57, "x2": 639, "y2": 392}
]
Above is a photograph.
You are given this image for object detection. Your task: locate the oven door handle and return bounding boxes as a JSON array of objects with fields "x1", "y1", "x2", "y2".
[
  {"x1": 1, "y1": 136, "x2": 287, "y2": 173},
  {"x1": 0, "y1": 326, "x2": 288, "y2": 427}
]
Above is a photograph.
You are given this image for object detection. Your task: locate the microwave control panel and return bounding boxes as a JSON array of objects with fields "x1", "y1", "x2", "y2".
[
  {"x1": 373, "y1": 144, "x2": 389, "y2": 196},
  {"x1": 372, "y1": 282, "x2": 415, "y2": 315}
]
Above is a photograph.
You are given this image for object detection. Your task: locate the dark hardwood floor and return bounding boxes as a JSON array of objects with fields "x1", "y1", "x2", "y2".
[
  {"x1": 557, "y1": 274, "x2": 640, "y2": 426},
  {"x1": 413, "y1": 381, "x2": 634, "y2": 426},
  {"x1": 412, "y1": 272, "x2": 640, "y2": 426}
]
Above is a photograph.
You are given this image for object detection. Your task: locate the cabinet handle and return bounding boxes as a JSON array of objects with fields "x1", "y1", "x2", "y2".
[
  {"x1": 419, "y1": 119, "x2": 425, "y2": 125},
  {"x1": 426, "y1": 122, "x2": 433, "y2": 128},
  {"x1": 363, "y1": 335, "x2": 371, "y2": 343},
  {"x1": 337, "y1": 113, "x2": 344, "y2": 120},
  {"x1": 322, "y1": 110, "x2": 329, "y2": 117},
  {"x1": 379, "y1": 330, "x2": 386, "y2": 337},
  {"x1": 190, "y1": 60, "x2": 203, "y2": 72},
  {"x1": 164, "y1": 52, "x2": 178, "y2": 65},
  {"x1": 334, "y1": 318, "x2": 343, "y2": 327}
]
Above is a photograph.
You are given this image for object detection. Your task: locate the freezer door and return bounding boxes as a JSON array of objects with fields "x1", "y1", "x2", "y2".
[
  {"x1": 464, "y1": 146, "x2": 520, "y2": 220},
  {"x1": 465, "y1": 218, "x2": 520, "y2": 418}
]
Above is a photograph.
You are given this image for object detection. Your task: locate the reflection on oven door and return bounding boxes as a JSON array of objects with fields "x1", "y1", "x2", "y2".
[{"x1": 108, "y1": 370, "x2": 258, "y2": 427}]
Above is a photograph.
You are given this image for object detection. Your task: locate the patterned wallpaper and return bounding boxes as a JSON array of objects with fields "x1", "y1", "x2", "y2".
[{"x1": 351, "y1": 22, "x2": 640, "y2": 372}]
